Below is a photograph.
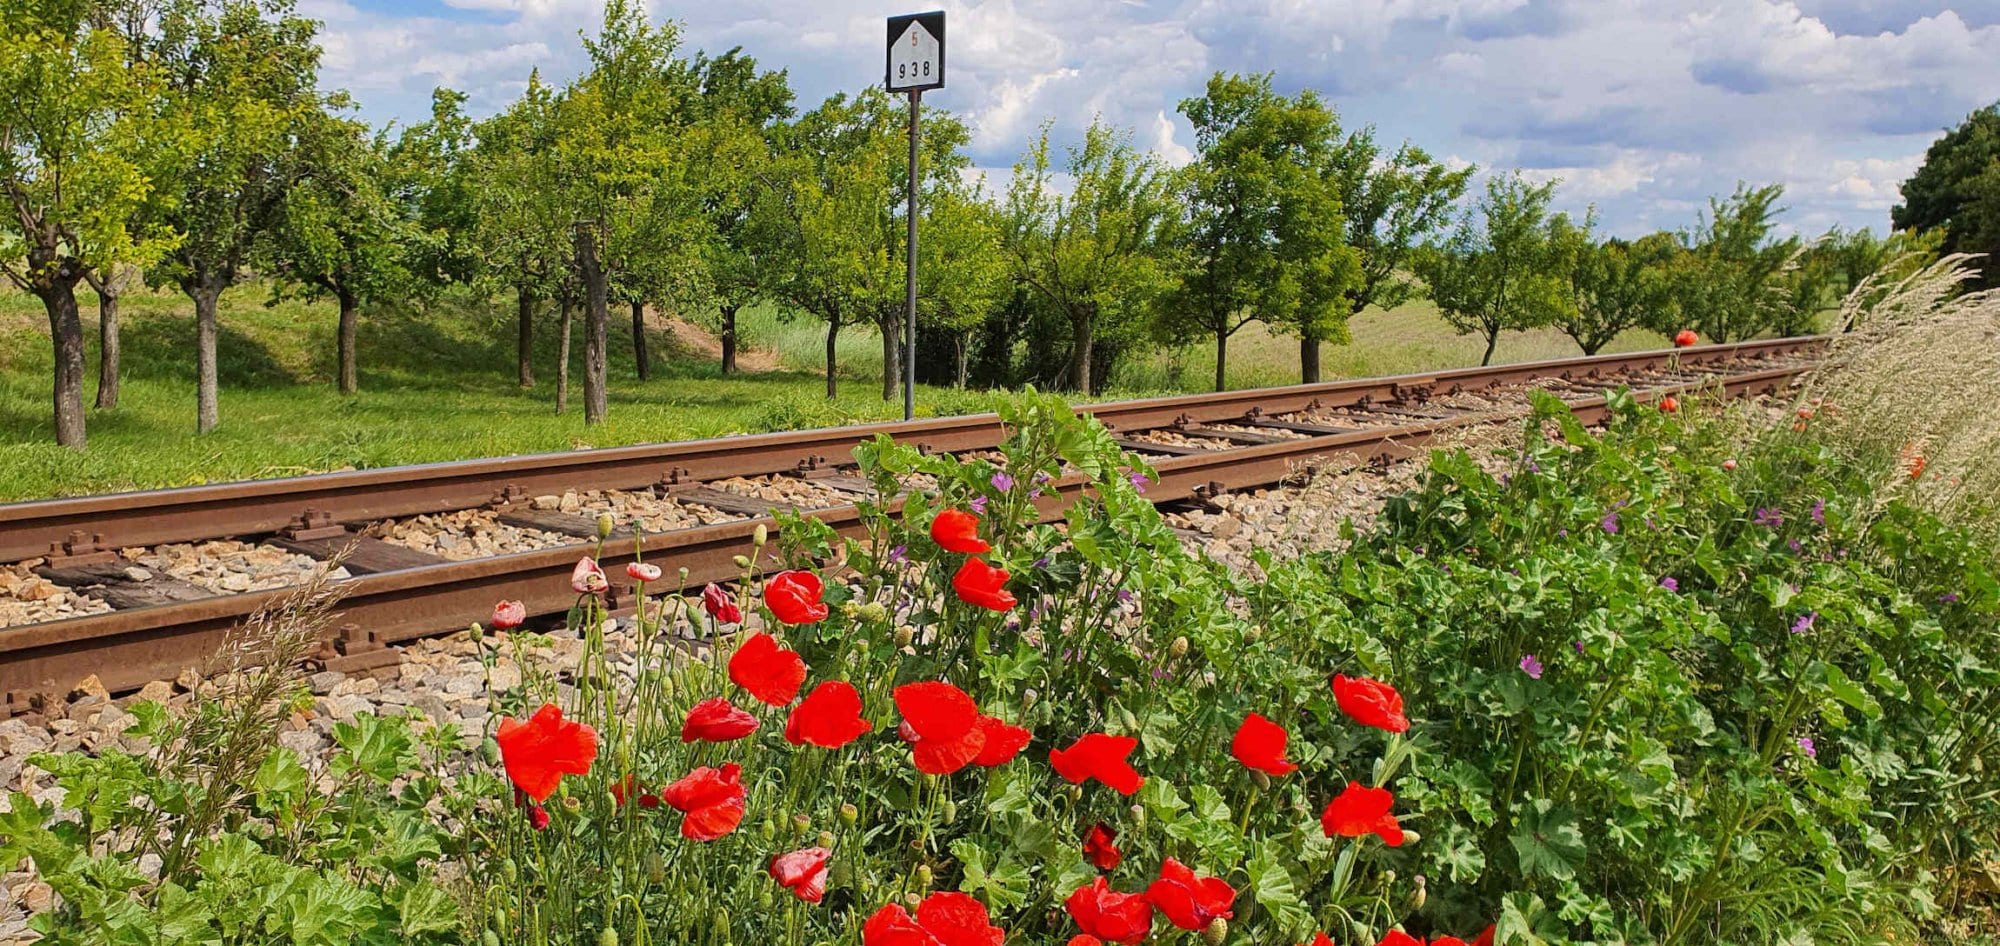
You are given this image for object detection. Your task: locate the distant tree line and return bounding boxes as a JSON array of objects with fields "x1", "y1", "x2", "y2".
[{"x1": 0, "y1": 0, "x2": 1972, "y2": 449}]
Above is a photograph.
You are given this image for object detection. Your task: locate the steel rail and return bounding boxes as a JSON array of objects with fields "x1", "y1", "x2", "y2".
[
  {"x1": 0, "y1": 346, "x2": 1817, "y2": 701},
  {"x1": 0, "y1": 337, "x2": 1820, "y2": 563}
]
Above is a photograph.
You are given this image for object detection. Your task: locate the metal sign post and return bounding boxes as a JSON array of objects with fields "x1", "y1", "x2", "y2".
[{"x1": 886, "y1": 11, "x2": 944, "y2": 422}]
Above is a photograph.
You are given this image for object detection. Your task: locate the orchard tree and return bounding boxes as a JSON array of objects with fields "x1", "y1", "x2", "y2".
[
  {"x1": 268, "y1": 104, "x2": 408, "y2": 394},
  {"x1": 1662, "y1": 183, "x2": 1800, "y2": 343},
  {"x1": 387, "y1": 88, "x2": 479, "y2": 293},
  {"x1": 0, "y1": 0, "x2": 177, "y2": 447},
  {"x1": 148, "y1": 0, "x2": 323, "y2": 435},
  {"x1": 1414, "y1": 173, "x2": 1564, "y2": 365},
  {"x1": 1003, "y1": 121, "x2": 1180, "y2": 394},
  {"x1": 1894, "y1": 103, "x2": 2000, "y2": 288},
  {"x1": 1168, "y1": 72, "x2": 1358, "y2": 392},
  {"x1": 1547, "y1": 215, "x2": 1675, "y2": 355},
  {"x1": 469, "y1": 72, "x2": 569, "y2": 389},
  {"x1": 917, "y1": 180, "x2": 1008, "y2": 387},
  {"x1": 1319, "y1": 129, "x2": 1473, "y2": 381}
]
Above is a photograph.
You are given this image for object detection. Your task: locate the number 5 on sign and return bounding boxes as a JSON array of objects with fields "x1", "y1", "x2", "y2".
[{"x1": 886, "y1": 11, "x2": 945, "y2": 92}]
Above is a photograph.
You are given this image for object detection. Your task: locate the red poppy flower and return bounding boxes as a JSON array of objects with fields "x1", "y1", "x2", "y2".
[
  {"x1": 931, "y1": 508, "x2": 993, "y2": 554},
  {"x1": 1674, "y1": 329, "x2": 1698, "y2": 347},
  {"x1": 895, "y1": 681, "x2": 987, "y2": 774},
  {"x1": 1321, "y1": 782, "x2": 1404, "y2": 846},
  {"x1": 681, "y1": 697, "x2": 759, "y2": 743},
  {"x1": 495, "y1": 703, "x2": 598, "y2": 803},
  {"x1": 1331, "y1": 675, "x2": 1409, "y2": 733},
  {"x1": 1049, "y1": 733, "x2": 1145, "y2": 795},
  {"x1": 1230, "y1": 712, "x2": 1299, "y2": 776},
  {"x1": 952, "y1": 557, "x2": 1017, "y2": 611},
  {"x1": 661, "y1": 762, "x2": 746, "y2": 841},
  {"x1": 971, "y1": 715, "x2": 1032, "y2": 767},
  {"x1": 1065, "y1": 877, "x2": 1154, "y2": 945},
  {"x1": 1147, "y1": 858, "x2": 1235, "y2": 931},
  {"x1": 1658, "y1": 395, "x2": 1679, "y2": 414},
  {"x1": 1433, "y1": 938, "x2": 1469, "y2": 946},
  {"x1": 571, "y1": 557, "x2": 608, "y2": 594},
  {"x1": 786, "y1": 680, "x2": 874, "y2": 748},
  {"x1": 1472, "y1": 925, "x2": 1495, "y2": 946},
  {"x1": 1083, "y1": 823, "x2": 1122, "y2": 871},
  {"x1": 703, "y1": 582, "x2": 743, "y2": 623},
  {"x1": 627, "y1": 562, "x2": 662, "y2": 582},
  {"x1": 527, "y1": 803, "x2": 550, "y2": 830},
  {"x1": 490, "y1": 600, "x2": 526, "y2": 630},
  {"x1": 863, "y1": 892, "x2": 1005, "y2": 946},
  {"x1": 765, "y1": 570, "x2": 829, "y2": 625},
  {"x1": 769, "y1": 846, "x2": 832, "y2": 904},
  {"x1": 1302, "y1": 934, "x2": 1336, "y2": 946},
  {"x1": 1377, "y1": 933, "x2": 1422, "y2": 946},
  {"x1": 1069, "y1": 938, "x2": 1105, "y2": 946},
  {"x1": 729, "y1": 632, "x2": 807, "y2": 706}
]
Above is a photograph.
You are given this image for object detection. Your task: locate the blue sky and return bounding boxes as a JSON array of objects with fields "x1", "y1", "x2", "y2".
[{"x1": 301, "y1": 0, "x2": 2000, "y2": 238}]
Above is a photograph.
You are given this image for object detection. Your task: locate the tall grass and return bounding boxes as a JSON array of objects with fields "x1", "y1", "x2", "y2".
[{"x1": 1796, "y1": 253, "x2": 2000, "y2": 543}]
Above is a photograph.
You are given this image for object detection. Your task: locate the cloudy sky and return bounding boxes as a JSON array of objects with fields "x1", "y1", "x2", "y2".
[{"x1": 304, "y1": 0, "x2": 2000, "y2": 238}]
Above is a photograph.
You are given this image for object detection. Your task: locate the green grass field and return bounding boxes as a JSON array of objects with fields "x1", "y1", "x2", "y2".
[{"x1": 0, "y1": 285, "x2": 1672, "y2": 501}]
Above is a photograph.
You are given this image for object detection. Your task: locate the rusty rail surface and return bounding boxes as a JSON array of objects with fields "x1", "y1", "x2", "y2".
[{"x1": 0, "y1": 339, "x2": 1822, "y2": 702}]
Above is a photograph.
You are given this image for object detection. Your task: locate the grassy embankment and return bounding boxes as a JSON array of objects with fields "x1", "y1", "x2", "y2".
[{"x1": 0, "y1": 285, "x2": 1668, "y2": 501}]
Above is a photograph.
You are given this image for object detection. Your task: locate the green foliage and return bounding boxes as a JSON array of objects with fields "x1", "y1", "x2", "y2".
[
  {"x1": 1893, "y1": 102, "x2": 2000, "y2": 289},
  {"x1": 1659, "y1": 183, "x2": 1803, "y2": 343},
  {"x1": 1414, "y1": 173, "x2": 1566, "y2": 365},
  {"x1": 1326, "y1": 128, "x2": 1475, "y2": 322},
  {"x1": 1546, "y1": 217, "x2": 1676, "y2": 355},
  {"x1": 1166, "y1": 71, "x2": 1361, "y2": 391}
]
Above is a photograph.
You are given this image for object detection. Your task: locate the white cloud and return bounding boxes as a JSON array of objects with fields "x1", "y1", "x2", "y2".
[{"x1": 301, "y1": 0, "x2": 2000, "y2": 236}]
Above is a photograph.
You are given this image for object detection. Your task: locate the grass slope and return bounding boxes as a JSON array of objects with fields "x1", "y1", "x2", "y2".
[{"x1": 0, "y1": 286, "x2": 1670, "y2": 501}]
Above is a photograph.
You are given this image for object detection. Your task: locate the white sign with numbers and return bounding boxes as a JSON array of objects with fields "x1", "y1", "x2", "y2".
[{"x1": 886, "y1": 12, "x2": 945, "y2": 93}]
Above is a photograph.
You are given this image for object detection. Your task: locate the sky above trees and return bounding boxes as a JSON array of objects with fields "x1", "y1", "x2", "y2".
[{"x1": 305, "y1": 0, "x2": 1998, "y2": 238}]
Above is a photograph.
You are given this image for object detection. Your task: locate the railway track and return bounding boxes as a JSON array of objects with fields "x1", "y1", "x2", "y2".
[{"x1": 0, "y1": 338, "x2": 1823, "y2": 708}]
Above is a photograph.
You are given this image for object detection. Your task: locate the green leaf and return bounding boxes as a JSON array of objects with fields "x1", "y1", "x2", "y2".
[
  {"x1": 333, "y1": 712, "x2": 416, "y2": 782},
  {"x1": 1822, "y1": 663, "x2": 1882, "y2": 720},
  {"x1": 1509, "y1": 800, "x2": 1587, "y2": 881},
  {"x1": 1247, "y1": 841, "x2": 1314, "y2": 936},
  {"x1": 951, "y1": 838, "x2": 1030, "y2": 909},
  {"x1": 1496, "y1": 892, "x2": 1564, "y2": 946}
]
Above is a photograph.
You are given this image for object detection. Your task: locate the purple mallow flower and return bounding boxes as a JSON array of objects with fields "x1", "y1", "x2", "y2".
[
  {"x1": 1572, "y1": 640, "x2": 1586, "y2": 655},
  {"x1": 1797, "y1": 736, "x2": 1817, "y2": 759},
  {"x1": 991, "y1": 471, "x2": 1015, "y2": 492},
  {"x1": 969, "y1": 495, "x2": 989, "y2": 513},
  {"x1": 1791, "y1": 612, "x2": 1817, "y2": 635},
  {"x1": 1128, "y1": 471, "x2": 1149, "y2": 493},
  {"x1": 1116, "y1": 589, "x2": 1135, "y2": 604},
  {"x1": 1600, "y1": 511, "x2": 1621, "y2": 535},
  {"x1": 1941, "y1": 592, "x2": 1961, "y2": 604},
  {"x1": 886, "y1": 545, "x2": 908, "y2": 565},
  {"x1": 1754, "y1": 507, "x2": 1784, "y2": 528},
  {"x1": 1659, "y1": 576, "x2": 1679, "y2": 592},
  {"x1": 1519, "y1": 654, "x2": 1544, "y2": 680},
  {"x1": 1810, "y1": 499, "x2": 1825, "y2": 527}
]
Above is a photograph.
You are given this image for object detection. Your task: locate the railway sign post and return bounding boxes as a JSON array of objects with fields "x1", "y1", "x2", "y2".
[{"x1": 887, "y1": 11, "x2": 944, "y2": 421}]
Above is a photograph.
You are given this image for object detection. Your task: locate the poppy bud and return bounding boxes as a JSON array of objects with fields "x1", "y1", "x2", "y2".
[
  {"x1": 1130, "y1": 804, "x2": 1146, "y2": 828},
  {"x1": 840, "y1": 803, "x2": 859, "y2": 825},
  {"x1": 528, "y1": 804, "x2": 551, "y2": 831},
  {"x1": 753, "y1": 524, "x2": 769, "y2": 547},
  {"x1": 502, "y1": 858, "x2": 518, "y2": 884},
  {"x1": 483, "y1": 931, "x2": 502, "y2": 946},
  {"x1": 1118, "y1": 704, "x2": 1139, "y2": 733},
  {"x1": 646, "y1": 850, "x2": 665, "y2": 883},
  {"x1": 712, "y1": 908, "x2": 729, "y2": 929},
  {"x1": 470, "y1": 621, "x2": 485, "y2": 642},
  {"x1": 941, "y1": 800, "x2": 958, "y2": 823},
  {"x1": 1243, "y1": 627, "x2": 1261, "y2": 643},
  {"x1": 562, "y1": 795, "x2": 582, "y2": 812},
  {"x1": 819, "y1": 830, "x2": 836, "y2": 848},
  {"x1": 1170, "y1": 636, "x2": 1190, "y2": 657},
  {"x1": 733, "y1": 554, "x2": 752, "y2": 569},
  {"x1": 1408, "y1": 874, "x2": 1427, "y2": 911},
  {"x1": 904, "y1": 893, "x2": 922, "y2": 909},
  {"x1": 894, "y1": 625, "x2": 916, "y2": 647},
  {"x1": 599, "y1": 928, "x2": 619, "y2": 946},
  {"x1": 1401, "y1": 830, "x2": 1421, "y2": 844},
  {"x1": 793, "y1": 813, "x2": 812, "y2": 834},
  {"x1": 1203, "y1": 917, "x2": 1229, "y2": 945},
  {"x1": 759, "y1": 819, "x2": 776, "y2": 841},
  {"x1": 830, "y1": 859, "x2": 853, "y2": 888},
  {"x1": 595, "y1": 512, "x2": 616, "y2": 540},
  {"x1": 915, "y1": 865, "x2": 934, "y2": 890},
  {"x1": 1251, "y1": 770, "x2": 1271, "y2": 792},
  {"x1": 857, "y1": 602, "x2": 889, "y2": 623},
  {"x1": 678, "y1": 566, "x2": 690, "y2": 580}
]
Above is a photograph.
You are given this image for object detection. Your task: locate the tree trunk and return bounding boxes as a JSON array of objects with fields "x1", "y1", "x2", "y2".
[
  {"x1": 92, "y1": 269, "x2": 121, "y2": 411},
  {"x1": 824, "y1": 317, "x2": 841, "y2": 399},
  {"x1": 191, "y1": 281, "x2": 222, "y2": 435},
  {"x1": 576, "y1": 227, "x2": 609, "y2": 425},
  {"x1": 880, "y1": 316, "x2": 899, "y2": 402},
  {"x1": 1299, "y1": 333, "x2": 1321, "y2": 384},
  {"x1": 336, "y1": 287, "x2": 360, "y2": 395},
  {"x1": 631, "y1": 299, "x2": 650, "y2": 382},
  {"x1": 1214, "y1": 327, "x2": 1229, "y2": 393},
  {"x1": 955, "y1": 336, "x2": 967, "y2": 388},
  {"x1": 556, "y1": 295, "x2": 573, "y2": 415},
  {"x1": 719, "y1": 303, "x2": 738, "y2": 375},
  {"x1": 1480, "y1": 325, "x2": 1500, "y2": 367},
  {"x1": 516, "y1": 285, "x2": 534, "y2": 388},
  {"x1": 37, "y1": 281, "x2": 88, "y2": 448},
  {"x1": 1069, "y1": 306, "x2": 1094, "y2": 394}
]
